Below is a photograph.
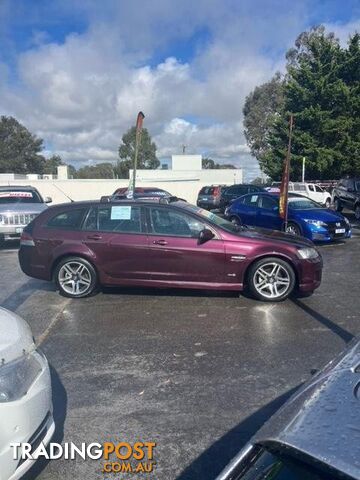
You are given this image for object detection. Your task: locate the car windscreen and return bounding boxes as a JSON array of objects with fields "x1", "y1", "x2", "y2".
[
  {"x1": 231, "y1": 446, "x2": 340, "y2": 480},
  {"x1": 183, "y1": 204, "x2": 241, "y2": 234},
  {"x1": 0, "y1": 190, "x2": 42, "y2": 204},
  {"x1": 288, "y1": 197, "x2": 322, "y2": 210},
  {"x1": 199, "y1": 187, "x2": 215, "y2": 195}
]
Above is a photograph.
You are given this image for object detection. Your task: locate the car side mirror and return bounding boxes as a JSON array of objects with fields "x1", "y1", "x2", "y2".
[
  {"x1": 273, "y1": 206, "x2": 279, "y2": 212},
  {"x1": 45, "y1": 196, "x2": 52, "y2": 203},
  {"x1": 198, "y1": 228, "x2": 215, "y2": 244}
]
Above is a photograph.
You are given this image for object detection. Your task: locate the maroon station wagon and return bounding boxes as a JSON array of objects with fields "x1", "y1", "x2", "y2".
[{"x1": 18, "y1": 199, "x2": 323, "y2": 301}]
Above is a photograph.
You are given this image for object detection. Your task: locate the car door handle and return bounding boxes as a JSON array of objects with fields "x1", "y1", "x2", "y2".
[
  {"x1": 153, "y1": 239, "x2": 168, "y2": 246},
  {"x1": 86, "y1": 234, "x2": 103, "y2": 240}
]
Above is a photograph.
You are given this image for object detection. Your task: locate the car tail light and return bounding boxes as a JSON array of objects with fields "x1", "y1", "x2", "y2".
[
  {"x1": 20, "y1": 229, "x2": 35, "y2": 247},
  {"x1": 213, "y1": 187, "x2": 221, "y2": 197}
]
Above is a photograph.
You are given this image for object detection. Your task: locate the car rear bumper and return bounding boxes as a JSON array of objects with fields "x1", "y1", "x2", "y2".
[{"x1": 18, "y1": 247, "x2": 51, "y2": 281}]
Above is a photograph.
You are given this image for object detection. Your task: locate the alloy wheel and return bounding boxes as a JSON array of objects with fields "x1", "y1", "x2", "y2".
[
  {"x1": 253, "y1": 262, "x2": 291, "y2": 299},
  {"x1": 58, "y1": 261, "x2": 92, "y2": 296},
  {"x1": 286, "y1": 224, "x2": 300, "y2": 235}
]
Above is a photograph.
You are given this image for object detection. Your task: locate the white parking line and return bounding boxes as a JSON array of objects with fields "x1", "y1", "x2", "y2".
[{"x1": 37, "y1": 298, "x2": 71, "y2": 346}]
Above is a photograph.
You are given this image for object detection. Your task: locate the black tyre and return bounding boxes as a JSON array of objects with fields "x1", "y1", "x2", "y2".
[
  {"x1": 355, "y1": 204, "x2": 360, "y2": 221},
  {"x1": 55, "y1": 256, "x2": 97, "y2": 298},
  {"x1": 324, "y1": 198, "x2": 331, "y2": 209},
  {"x1": 247, "y1": 257, "x2": 296, "y2": 302},
  {"x1": 285, "y1": 222, "x2": 301, "y2": 236},
  {"x1": 229, "y1": 215, "x2": 242, "y2": 227},
  {"x1": 334, "y1": 198, "x2": 343, "y2": 212}
]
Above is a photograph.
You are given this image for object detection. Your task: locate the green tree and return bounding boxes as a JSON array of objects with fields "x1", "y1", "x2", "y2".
[
  {"x1": 202, "y1": 157, "x2": 236, "y2": 169},
  {"x1": 245, "y1": 26, "x2": 360, "y2": 180},
  {"x1": 76, "y1": 163, "x2": 115, "y2": 179},
  {"x1": 0, "y1": 116, "x2": 45, "y2": 174},
  {"x1": 116, "y1": 127, "x2": 159, "y2": 178},
  {"x1": 43, "y1": 154, "x2": 64, "y2": 175},
  {"x1": 243, "y1": 72, "x2": 285, "y2": 171}
]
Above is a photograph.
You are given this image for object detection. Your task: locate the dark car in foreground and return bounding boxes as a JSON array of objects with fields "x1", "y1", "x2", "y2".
[
  {"x1": 197, "y1": 185, "x2": 227, "y2": 210},
  {"x1": 19, "y1": 198, "x2": 322, "y2": 302},
  {"x1": 0, "y1": 186, "x2": 52, "y2": 244},
  {"x1": 225, "y1": 192, "x2": 351, "y2": 242},
  {"x1": 219, "y1": 184, "x2": 266, "y2": 212},
  {"x1": 332, "y1": 177, "x2": 360, "y2": 219},
  {"x1": 216, "y1": 338, "x2": 360, "y2": 480}
]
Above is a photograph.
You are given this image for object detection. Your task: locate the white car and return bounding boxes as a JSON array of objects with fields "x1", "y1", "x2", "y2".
[
  {"x1": 0, "y1": 307, "x2": 55, "y2": 480},
  {"x1": 290, "y1": 182, "x2": 332, "y2": 207}
]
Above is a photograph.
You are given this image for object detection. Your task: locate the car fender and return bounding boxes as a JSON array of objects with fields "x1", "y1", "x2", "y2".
[{"x1": 50, "y1": 243, "x2": 98, "y2": 278}]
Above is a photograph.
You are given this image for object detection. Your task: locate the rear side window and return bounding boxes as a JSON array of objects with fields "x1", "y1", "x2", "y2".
[
  {"x1": 47, "y1": 208, "x2": 87, "y2": 229},
  {"x1": 242, "y1": 194, "x2": 259, "y2": 207},
  {"x1": 86, "y1": 205, "x2": 143, "y2": 233}
]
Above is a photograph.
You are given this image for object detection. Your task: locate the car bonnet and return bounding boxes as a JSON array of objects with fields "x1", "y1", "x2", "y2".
[
  {"x1": 251, "y1": 338, "x2": 360, "y2": 479},
  {"x1": 0, "y1": 307, "x2": 35, "y2": 364}
]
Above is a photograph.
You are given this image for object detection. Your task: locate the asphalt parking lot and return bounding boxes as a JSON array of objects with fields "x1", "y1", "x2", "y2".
[{"x1": 1, "y1": 214, "x2": 360, "y2": 480}]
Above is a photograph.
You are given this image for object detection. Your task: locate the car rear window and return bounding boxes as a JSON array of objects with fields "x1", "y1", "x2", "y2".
[
  {"x1": 199, "y1": 187, "x2": 215, "y2": 195},
  {"x1": 0, "y1": 190, "x2": 42, "y2": 204},
  {"x1": 47, "y1": 208, "x2": 87, "y2": 229}
]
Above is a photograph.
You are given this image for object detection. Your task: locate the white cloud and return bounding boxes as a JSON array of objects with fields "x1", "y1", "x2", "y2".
[{"x1": 0, "y1": 1, "x2": 359, "y2": 180}]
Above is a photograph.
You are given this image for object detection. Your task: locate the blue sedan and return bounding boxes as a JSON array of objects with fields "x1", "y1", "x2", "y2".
[{"x1": 225, "y1": 192, "x2": 352, "y2": 242}]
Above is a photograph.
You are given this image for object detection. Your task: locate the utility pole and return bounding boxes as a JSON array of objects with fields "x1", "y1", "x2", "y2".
[
  {"x1": 302, "y1": 157, "x2": 306, "y2": 183},
  {"x1": 182, "y1": 144, "x2": 187, "y2": 154}
]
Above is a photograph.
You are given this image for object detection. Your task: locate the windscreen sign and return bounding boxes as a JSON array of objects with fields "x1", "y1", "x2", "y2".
[{"x1": 0, "y1": 191, "x2": 33, "y2": 198}]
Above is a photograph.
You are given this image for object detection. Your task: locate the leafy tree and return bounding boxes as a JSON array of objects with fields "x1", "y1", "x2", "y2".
[
  {"x1": 245, "y1": 26, "x2": 360, "y2": 180},
  {"x1": 76, "y1": 162, "x2": 115, "y2": 179},
  {"x1": 116, "y1": 127, "x2": 159, "y2": 178},
  {"x1": 0, "y1": 116, "x2": 45, "y2": 174},
  {"x1": 243, "y1": 73, "x2": 285, "y2": 170},
  {"x1": 202, "y1": 157, "x2": 236, "y2": 169},
  {"x1": 43, "y1": 154, "x2": 64, "y2": 175}
]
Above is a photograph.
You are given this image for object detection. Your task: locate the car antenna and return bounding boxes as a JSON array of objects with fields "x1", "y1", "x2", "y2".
[{"x1": 52, "y1": 183, "x2": 74, "y2": 202}]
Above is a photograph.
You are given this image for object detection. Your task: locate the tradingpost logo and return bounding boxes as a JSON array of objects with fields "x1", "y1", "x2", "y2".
[{"x1": 11, "y1": 441, "x2": 157, "y2": 474}]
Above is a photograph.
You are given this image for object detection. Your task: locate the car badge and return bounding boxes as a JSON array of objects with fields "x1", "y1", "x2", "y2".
[{"x1": 336, "y1": 222, "x2": 341, "y2": 227}]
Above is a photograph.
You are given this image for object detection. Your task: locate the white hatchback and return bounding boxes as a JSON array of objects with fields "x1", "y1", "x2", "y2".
[{"x1": 0, "y1": 307, "x2": 55, "y2": 480}]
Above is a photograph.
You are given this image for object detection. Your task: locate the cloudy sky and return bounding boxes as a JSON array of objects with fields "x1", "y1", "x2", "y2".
[{"x1": 0, "y1": 0, "x2": 359, "y2": 179}]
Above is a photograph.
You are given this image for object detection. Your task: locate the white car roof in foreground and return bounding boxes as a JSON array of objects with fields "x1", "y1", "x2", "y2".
[{"x1": 0, "y1": 307, "x2": 34, "y2": 364}]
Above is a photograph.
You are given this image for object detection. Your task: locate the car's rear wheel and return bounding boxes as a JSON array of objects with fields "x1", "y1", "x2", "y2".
[
  {"x1": 285, "y1": 222, "x2": 301, "y2": 236},
  {"x1": 247, "y1": 257, "x2": 296, "y2": 302},
  {"x1": 55, "y1": 257, "x2": 97, "y2": 298},
  {"x1": 334, "y1": 198, "x2": 343, "y2": 212},
  {"x1": 229, "y1": 215, "x2": 242, "y2": 227},
  {"x1": 355, "y1": 204, "x2": 360, "y2": 221}
]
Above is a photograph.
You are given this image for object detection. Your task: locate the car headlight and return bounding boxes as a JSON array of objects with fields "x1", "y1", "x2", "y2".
[
  {"x1": 303, "y1": 219, "x2": 327, "y2": 227},
  {"x1": 0, "y1": 351, "x2": 43, "y2": 402},
  {"x1": 344, "y1": 216, "x2": 350, "y2": 225},
  {"x1": 297, "y1": 247, "x2": 319, "y2": 260},
  {"x1": 224, "y1": 207, "x2": 230, "y2": 216}
]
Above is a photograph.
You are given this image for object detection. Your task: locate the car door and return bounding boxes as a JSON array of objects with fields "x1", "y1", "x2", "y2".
[
  {"x1": 82, "y1": 204, "x2": 150, "y2": 281},
  {"x1": 256, "y1": 195, "x2": 283, "y2": 230},
  {"x1": 145, "y1": 206, "x2": 225, "y2": 284},
  {"x1": 235, "y1": 194, "x2": 260, "y2": 225}
]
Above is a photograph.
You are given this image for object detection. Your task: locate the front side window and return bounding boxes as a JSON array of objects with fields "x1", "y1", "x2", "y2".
[
  {"x1": 47, "y1": 208, "x2": 87, "y2": 229},
  {"x1": 149, "y1": 208, "x2": 205, "y2": 237},
  {"x1": 96, "y1": 206, "x2": 142, "y2": 233},
  {"x1": 315, "y1": 185, "x2": 323, "y2": 192},
  {"x1": 260, "y1": 196, "x2": 277, "y2": 210}
]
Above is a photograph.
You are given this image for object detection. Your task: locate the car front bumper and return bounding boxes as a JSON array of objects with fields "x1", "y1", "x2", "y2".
[
  {"x1": 297, "y1": 255, "x2": 323, "y2": 293},
  {"x1": 0, "y1": 351, "x2": 55, "y2": 480},
  {"x1": 0, "y1": 225, "x2": 25, "y2": 241},
  {"x1": 305, "y1": 224, "x2": 351, "y2": 242}
]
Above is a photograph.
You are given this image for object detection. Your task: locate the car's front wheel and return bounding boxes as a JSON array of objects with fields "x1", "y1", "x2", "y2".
[
  {"x1": 247, "y1": 257, "x2": 296, "y2": 302},
  {"x1": 334, "y1": 198, "x2": 343, "y2": 212},
  {"x1": 324, "y1": 198, "x2": 331, "y2": 209},
  {"x1": 285, "y1": 222, "x2": 301, "y2": 236},
  {"x1": 355, "y1": 204, "x2": 360, "y2": 221},
  {"x1": 55, "y1": 257, "x2": 97, "y2": 298}
]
